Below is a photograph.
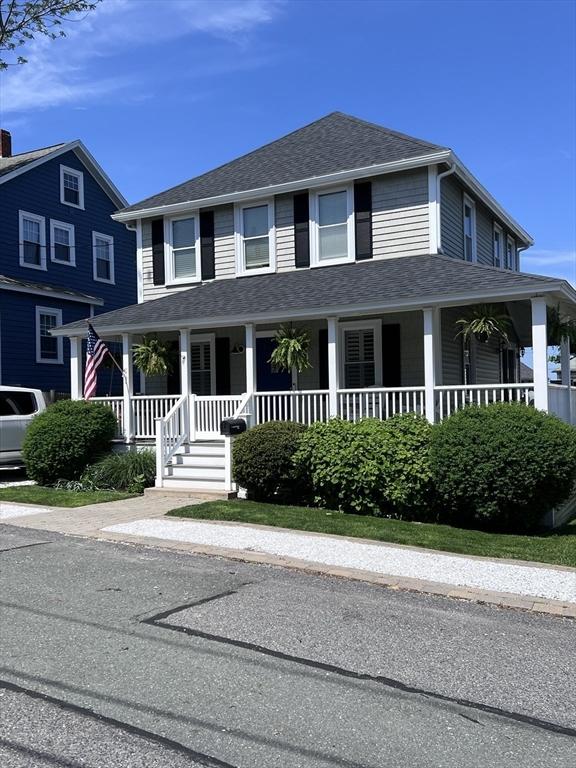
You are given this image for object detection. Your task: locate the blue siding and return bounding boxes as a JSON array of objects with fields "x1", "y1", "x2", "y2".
[{"x1": 0, "y1": 148, "x2": 136, "y2": 393}]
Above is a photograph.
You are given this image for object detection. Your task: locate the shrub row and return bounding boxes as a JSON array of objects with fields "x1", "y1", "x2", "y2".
[{"x1": 232, "y1": 404, "x2": 576, "y2": 532}]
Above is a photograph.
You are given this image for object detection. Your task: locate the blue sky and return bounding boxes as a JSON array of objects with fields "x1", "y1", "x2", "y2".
[{"x1": 1, "y1": 0, "x2": 574, "y2": 285}]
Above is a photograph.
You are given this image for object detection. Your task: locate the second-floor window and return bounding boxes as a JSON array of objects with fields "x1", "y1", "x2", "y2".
[
  {"x1": 493, "y1": 223, "x2": 503, "y2": 268},
  {"x1": 235, "y1": 201, "x2": 275, "y2": 275},
  {"x1": 506, "y1": 235, "x2": 516, "y2": 271},
  {"x1": 463, "y1": 194, "x2": 476, "y2": 262},
  {"x1": 311, "y1": 187, "x2": 354, "y2": 266},
  {"x1": 167, "y1": 215, "x2": 199, "y2": 283},
  {"x1": 60, "y1": 166, "x2": 84, "y2": 209},
  {"x1": 92, "y1": 232, "x2": 114, "y2": 283},
  {"x1": 19, "y1": 210, "x2": 46, "y2": 270},
  {"x1": 50, "y1": 220, "x2": 75, "y2": 265}
]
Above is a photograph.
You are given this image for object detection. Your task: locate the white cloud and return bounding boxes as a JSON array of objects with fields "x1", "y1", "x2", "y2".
[
  {"x1": 522, "y1": 249, "x2": 576, "y2": 286},
  {"x1": 0, "y1": 0, "x2": 283, "y2": 113}
]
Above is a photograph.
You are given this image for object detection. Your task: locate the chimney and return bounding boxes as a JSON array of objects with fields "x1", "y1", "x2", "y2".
[{"x1": 0, "y1": 130, "x2": 12, "y2": 158}]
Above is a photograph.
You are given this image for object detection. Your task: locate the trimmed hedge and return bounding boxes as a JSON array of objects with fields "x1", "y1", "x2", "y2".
[
  {"x1": 22, "y1": 400, "x2": 118, "y2": 486},
  {"x1": 82, "y1": 450, "x2": 156, "y2": 494},
  {"x1": 430, "y1": 403, "x2": 576, "y2": 531},
  {"x1": 293, "y1": 415, "x2": 434, "y2": 518},
  {"x1": 232, "y1": 421, "x2": 308, "y2": 502}
]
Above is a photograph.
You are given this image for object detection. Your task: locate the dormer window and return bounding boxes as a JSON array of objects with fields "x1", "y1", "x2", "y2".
[
  {"x1": 60, "y1": 166, "x2": 84, "y2": 209},
  {"x1": 235, "y1": 201, "x2": 275, "y2": 275},
  {"x1": 310, "y1": 187, "x2": 354, "y2": 266},
  {"x1": 463, "y1": 194, "x2": 476, "y2": 262}
]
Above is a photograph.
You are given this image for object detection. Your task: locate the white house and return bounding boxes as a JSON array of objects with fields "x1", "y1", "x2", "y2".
[{"x1": 53, "y1": 113, "x2": 576, "y2": 493}]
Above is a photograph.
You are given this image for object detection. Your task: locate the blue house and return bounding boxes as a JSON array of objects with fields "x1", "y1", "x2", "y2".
[{"x1": 0, "y1": 130, "x2": 136, "y2": 396}]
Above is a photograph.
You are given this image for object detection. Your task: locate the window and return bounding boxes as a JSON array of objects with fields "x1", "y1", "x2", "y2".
[
  {"x1": 166, "y1": 215, "x2": 199, "y2": 283},
  {"x1": 462, "y1": 194, "x2": 476, "y2": 262},
  {"x1": 493, "y1": 223, "x2": 503, "y2": 268},
  {"x1": 506, "y1": 236, "x2": 516, "y2": 271},
  {"x1": 36, "y1": 307, "x2": 63, "y2": 364},
  {"x1": 235, "y1": 201, "x2": 275, "y2": 275},
  {"x1": 340, "y1": 320, "x2": 382, "y2": 389},
  {"x1": 50, "y1": 220, "x2": 75, "y2": 265},
  {"x1": 60, "y1": 165, "x2": 84, "y2": 208},
  {"x1": 92, "y1": 232, "x2": 114, "y2": 283},
  {"x1": 19, "y1": 210, "x2": 46, "y2": 270},
  {"x1": 0, "y1": 391, "x2": 37, "y2": 416},
  {"x1": 311, "y1": 187, "x2": 354, "y2": 265},
  {"x1": 190, "y1": 336, "x2": 215, "y2": 395}
]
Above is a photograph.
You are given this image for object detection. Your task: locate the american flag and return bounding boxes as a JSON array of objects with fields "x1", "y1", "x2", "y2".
[{"x1": 84, "y1": 324, "x2": 109, "y2": 400}]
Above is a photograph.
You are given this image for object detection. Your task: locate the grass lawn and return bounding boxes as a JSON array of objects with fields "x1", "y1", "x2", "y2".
[
  {"x1": 169, "y1": 500, "x2": 576, "y2": 568},
  {"x1": 0, "y1": 486, "x2": 134, "y2": 508}
]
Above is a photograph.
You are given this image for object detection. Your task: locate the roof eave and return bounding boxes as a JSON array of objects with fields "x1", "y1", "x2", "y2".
[
  {"x1": 111, "y1": 151, "x2": 452, "y2": 222},
  {"x1": 53, "y1": 279, "x2": 575, "y2": 338}
]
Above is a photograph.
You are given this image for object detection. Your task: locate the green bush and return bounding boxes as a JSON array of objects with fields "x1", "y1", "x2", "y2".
[
  {"x1": 82, "y1": 450, "x2": 156, "y2": 494},
  {"x1": 293, "y1": 415, "x2": 434, "y2": 518},
  {"x1": 23, "y1": 400, "x2": 118, "y2": 486},
  {"x1": 232, "y1": 421, "x2": 308, "y2": 502},
  {"x1": 430, "y1": 403, "x2": 576, "y2": 531}
]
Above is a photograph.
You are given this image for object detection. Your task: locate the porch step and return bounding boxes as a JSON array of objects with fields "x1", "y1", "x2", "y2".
[
  {"x1": 177, "y1": 441, "x2": 225, "y2": 457},
  {"x1": 160, "y1": 476, "x2": 229, "y2": 492},
  {"x1": 165, "y1": 465, "x2": 225, "y2": 481},
  {"x1": 145, "y1": 486, "x2": 236, "y2": 500},
  {"x1": 171, "y1": 454, "x2": 225, "y2": 469}
]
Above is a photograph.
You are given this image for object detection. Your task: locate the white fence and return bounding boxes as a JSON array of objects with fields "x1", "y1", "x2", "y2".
[
  {"x1": 337, "y1": 388, "x2": 425, "y2": 421},
  {"x1": 435, "y1": 384, "x2": 534, "y2": 420},
  {"x1": 548, "y1": 384, "x2": 574, "y2": 425}
]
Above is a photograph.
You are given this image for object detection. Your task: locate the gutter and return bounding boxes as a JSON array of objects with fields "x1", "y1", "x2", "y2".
[{"x1": 436, "y1": 163, "x2": 456, "y2": 253}]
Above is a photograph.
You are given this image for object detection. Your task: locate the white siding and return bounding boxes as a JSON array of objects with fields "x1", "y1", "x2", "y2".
[
  {"x1": 371, "y1": 169, "x2": 429, "y2": 259},
  {"x1": 214, "y1": 205, "x2": 236, "y2": 279},
  {"x1": 275, "y1": 193, "x2": 295, "y2": 272}
]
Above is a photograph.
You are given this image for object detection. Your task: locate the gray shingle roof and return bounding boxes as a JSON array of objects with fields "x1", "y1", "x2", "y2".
[
  {"x1": 119, "y1": 113, "x2": 447, "y2": 215},
  {"x1": 0, "y1": 143, "x2": 66, "y2": 177},
  {"x1": 0, "y1": 274, "x2": 101, "y2": 303},
  {"x1": 56, "y1": 256, "x2": 570, "y2": 335}
]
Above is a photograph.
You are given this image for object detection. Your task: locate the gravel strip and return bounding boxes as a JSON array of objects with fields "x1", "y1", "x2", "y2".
[
  {"x1": 103, "y1": 518, "x2": 576, "y2": 603},
  {"x1": 0, "y1": 503, "x2": 51, "y2": 519}
]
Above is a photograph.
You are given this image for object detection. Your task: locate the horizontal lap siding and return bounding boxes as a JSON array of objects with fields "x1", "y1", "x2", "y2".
[
  {"x1": 371, "y1": 169, "x2": 429, "y2": 259},
  {"x1": 476, "y1": 202, "x2": 494, "y2": 266},
  {"x1": 214, "y1": 205, "x2": 235, "y2": 279},
  {"x1": 475, "y1": 337, "x2": 502, "y2": 384},
  {"x1": 440, "y1": 175, "x2": 463, "y2": 260},
  {"x1": 275, "y1": 194, "x2": 295, "y2": 272},
  {"x1": 441, "y1": 308, "x2": 463, "y2": 385}
]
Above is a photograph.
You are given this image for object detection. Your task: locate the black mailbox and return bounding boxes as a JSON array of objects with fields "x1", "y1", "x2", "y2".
[{"x1": 220, "y1": 418, "x2": 247, "y2": 437}]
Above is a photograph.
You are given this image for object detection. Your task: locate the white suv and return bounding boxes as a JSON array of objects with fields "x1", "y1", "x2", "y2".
[{"x1": 0, "y1": 386, "x2": 47, "y2": 468}]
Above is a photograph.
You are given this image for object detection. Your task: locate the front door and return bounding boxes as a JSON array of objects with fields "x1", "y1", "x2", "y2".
[{"x1": 256, "y1": 337, "x2": 292, "y2": 391}]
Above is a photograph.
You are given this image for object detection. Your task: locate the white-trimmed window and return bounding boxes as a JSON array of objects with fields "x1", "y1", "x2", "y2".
[
  {"x1": 493, "y1": 223, "x2": 503, "y2": 268},
  {"x1": 35, "y1": 307, "x2": 63, "y2": 364},
  {"x1": 166, "y1": 215, "x2": 200, "y2": 284},
  {"x1": 463, "y1": 194, "x2": 477, "y2": 262},
  {"x1": 19, "y1": 210, "x2": 46, "y2": 270},
  {"x1": 311, "y1": 187, "x2": 354, "y2": 266},
  {"x1": 50, "y1": 220, "x2": 75, "y2": 265},
  {"x1": 60, "y1": 165, "x2": 84, "y2": 209},
  {"x1": 235, "y1": 201, "x2": 275, "y2": 275},
  {"x1": 506, "y1": 235, "x2": 516, "y2": 271},
  {"x1": 339, "y1": 320, "x2": 382, "y2": 389},
  {"x1": 92, "y1": 232, "x2": 114, "y2": 283}
]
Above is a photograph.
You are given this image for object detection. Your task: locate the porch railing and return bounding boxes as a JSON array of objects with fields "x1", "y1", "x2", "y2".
[
  {"x1": 252, "y1": 390, "x2": 330, "y2": 426},
  {"x1": 92, "y1": 396, "x2": 123, "y2": 437},
  {"x1": 548, "y1": 384, "x2": 574, "y2": 425},
  {"x1": 155, "y1": 394, "x2": 188, "y2": 487},
  {"x1": 132, "y1": 395, "x2": 180, "y2": 439},
  {"x1": 193, "y1": 395, "x2": 244, "y2": 439},
  {"x1": 337, "y1": 387, "x2": 425, "y2": 421},
  {"x1": 436, "y1": 384, "x2": 534, "y2": 420}
]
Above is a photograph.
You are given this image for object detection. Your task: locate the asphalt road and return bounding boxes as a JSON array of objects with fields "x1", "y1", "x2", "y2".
[{"x1": 0, "y1": 523, "x2": 574, "y2": 767}]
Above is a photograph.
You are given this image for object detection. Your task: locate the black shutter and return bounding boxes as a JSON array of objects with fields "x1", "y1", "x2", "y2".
[
  {"x1": 354, "y1": 181, "x2": 372, "y2": 261},
  {"x1": 151, "y1": 218, "x2": 165, "y2": 286},
  {"x1": 200, "y1": 210, "x2": 215, "y2": 280},
  {"x1": 318, "y1": 328, "x2": 328, "y2": 389},
  {"x1": 382, "y1": 324, "x2": 401, "y2": 386},
  {"x1": 215, "y1": 337, "x2": 231, "y2": 395},
  {"x1": 293, "y1": 192, "x2": 310, "y2": 268}
]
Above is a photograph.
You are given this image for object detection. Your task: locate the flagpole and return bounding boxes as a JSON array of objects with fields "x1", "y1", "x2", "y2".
[{"x1": 86, "y1": 321, "x2": 129, "y2": 383}]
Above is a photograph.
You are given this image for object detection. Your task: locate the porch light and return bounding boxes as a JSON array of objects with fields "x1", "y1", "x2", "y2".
[{"x1": 231, "y1": 343, "x2": 245, "y2": 355}]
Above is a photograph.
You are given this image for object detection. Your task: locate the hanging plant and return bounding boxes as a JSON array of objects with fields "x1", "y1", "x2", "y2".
[
  {"x1": 269, "y1": 325, "x2": 311, "y2": 386},
  {"x1": 132, "y1": 335, "x2": 174, "y2": 377},
  {"x1": 455, "y1": 304, "x2": 511, "y2": 346},
  {"x1": 547, "y1": 305, "x2": 576, "y2": 347}
]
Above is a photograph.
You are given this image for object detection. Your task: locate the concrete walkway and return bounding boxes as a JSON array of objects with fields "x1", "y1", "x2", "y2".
[{"x1": 2, "y1": 495, "x2": 575, "y2": 617}]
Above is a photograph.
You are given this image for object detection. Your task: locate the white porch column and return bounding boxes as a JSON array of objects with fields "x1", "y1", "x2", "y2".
[
  {"x1": 70, "y1": 336, "x2": 82, "y2": 400},
  {"x1": 423, "y1": 307, "x2": 440, "y2": 423},
  {"x1": 121, "y1": 333, "x2": 134, "y2": 442},
  {"x1": 179, "y1": 329, "x2": 191, "y2": 437},
  {"x1": 244, "y1": 323, "x2": 256, "y2": 394},
  {"x1": 327, "y1": 317, "x2": 339, "y2": 417},
  {"x1": 531, "y1": 297, "x2": 549, "y2": 412},
  {"x1": 560, "y1": 335, "x2": 571, "y2": 422}
]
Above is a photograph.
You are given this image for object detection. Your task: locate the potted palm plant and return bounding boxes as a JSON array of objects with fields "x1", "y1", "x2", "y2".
[
  {"x1": 268, "y1": 324, "x2": 312, "y2": 389},
  {"x1": 132, "y1": 335, "x2": 174, "y2": 377}
]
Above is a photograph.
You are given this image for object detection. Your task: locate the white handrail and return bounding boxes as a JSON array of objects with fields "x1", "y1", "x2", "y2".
[{"x1": 155, "y1": 394, "x2": 188, "y2": 487}]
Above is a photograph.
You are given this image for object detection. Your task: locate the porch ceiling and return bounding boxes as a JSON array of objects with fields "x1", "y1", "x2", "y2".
[{"x1": 54, "y1": 254, "x2": 576, "y2": 337}]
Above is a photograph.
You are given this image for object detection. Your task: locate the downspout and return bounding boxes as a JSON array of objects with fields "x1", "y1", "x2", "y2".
[
  {"x1": 516, "y1": 243, "x2": 529, "y2": 272},
  {"x1": 436, "y1": 163, "x2": 456, "y2": 254}
]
